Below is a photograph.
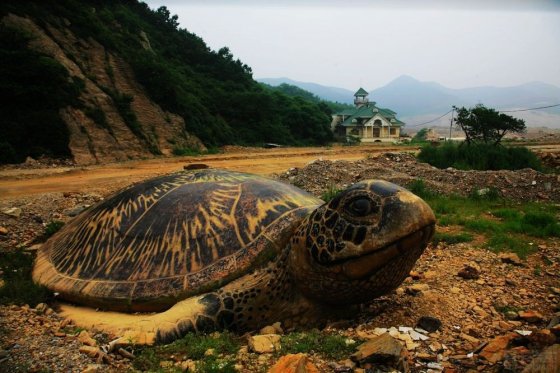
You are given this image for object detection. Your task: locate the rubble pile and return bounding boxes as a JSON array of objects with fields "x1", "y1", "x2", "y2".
[{"x1": 278, "y1": 152, "x2": 560, "y2": 202}]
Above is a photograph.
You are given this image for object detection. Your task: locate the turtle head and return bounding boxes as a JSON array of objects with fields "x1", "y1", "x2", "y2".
[{"x1": 288, "y1": 180, "x2": 435, "y2": 305}]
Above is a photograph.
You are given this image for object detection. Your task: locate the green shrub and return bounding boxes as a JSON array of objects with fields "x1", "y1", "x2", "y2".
[{"x1": 417, "y1": 142, "x2": 542, "y2": 171}]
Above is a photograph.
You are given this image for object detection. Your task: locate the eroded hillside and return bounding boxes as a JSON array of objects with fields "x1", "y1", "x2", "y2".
[{"x1": 2, "y1": 13, "x2": 203, "y2": 165}]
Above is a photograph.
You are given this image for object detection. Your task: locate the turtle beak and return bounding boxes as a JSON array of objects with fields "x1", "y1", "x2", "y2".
[{"x1": 341, "y1": 223, "x2": 434, "y2": 280}]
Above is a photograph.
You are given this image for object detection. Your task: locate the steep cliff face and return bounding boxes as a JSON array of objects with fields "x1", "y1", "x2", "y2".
[{"x1": 2, "y1": 14, "x2": 204, "y2": 165}]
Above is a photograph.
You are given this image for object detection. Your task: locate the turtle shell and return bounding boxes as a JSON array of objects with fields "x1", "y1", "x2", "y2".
[{"x1": 33, "y1": 169, "x2": 321, "y2": 312}]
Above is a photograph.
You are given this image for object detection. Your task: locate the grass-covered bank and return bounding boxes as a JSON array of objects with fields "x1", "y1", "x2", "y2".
[{"x1": 408, "y1": 179, "x2": 560, "y2": 258}]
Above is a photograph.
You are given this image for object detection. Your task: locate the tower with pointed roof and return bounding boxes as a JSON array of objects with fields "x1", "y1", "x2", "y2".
[{"x1": 354, "y1": 87, "x2": 369, "y2": 107}]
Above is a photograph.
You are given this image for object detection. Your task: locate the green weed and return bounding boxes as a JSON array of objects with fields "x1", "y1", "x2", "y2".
[
  {"x1": 280, "y1": 330, "x2": 358, "y2": 360},
  {"x1": 133, "y1": 332, "x2": 240, "y2": 372},
  {"x1": 494, "y1": 304, "x2": 523, "y2": 314},
  {"x1": 422, "y1": 192, "x2": 559, "y2": 258},
  {"x1": 486, "y1": 234, "x2": 535, "y2": 259},
  {"x1": 463, "y1": 219, "x2": 501, "y2": 234},
  {"x1": 407, "y1": 179, "x2": 437, "y2": 199},
  {"x1": 44, "y1": 220, "x2": 65, "y2": 238},
  {"x1": 321, "y1": 185, "x2": 342, "y2": 202},
  {"x1": 0, "y1": 251, "x2": 52, "y2": 307},
  {"x1": 432, "y1": 232, "x2": 473, "y2": 245}
]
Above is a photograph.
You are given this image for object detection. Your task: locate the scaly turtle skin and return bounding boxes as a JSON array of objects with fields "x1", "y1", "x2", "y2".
[{"x1": 33, "y1": 169, "x2": 435, "y2": 344}]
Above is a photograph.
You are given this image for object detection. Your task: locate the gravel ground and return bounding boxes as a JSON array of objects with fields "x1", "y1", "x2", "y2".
[{"x1": 1, "y1": 152, "x2": 559, "y2": 372}]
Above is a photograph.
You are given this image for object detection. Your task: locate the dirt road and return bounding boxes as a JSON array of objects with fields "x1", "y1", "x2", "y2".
[{"x1": 0, "y1": 144, "x2": 414, "y2": 199}]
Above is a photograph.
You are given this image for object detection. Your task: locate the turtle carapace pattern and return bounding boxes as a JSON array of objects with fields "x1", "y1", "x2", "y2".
[{"x1": 33, "y1": 169, "x2": 435, "y2": 344}]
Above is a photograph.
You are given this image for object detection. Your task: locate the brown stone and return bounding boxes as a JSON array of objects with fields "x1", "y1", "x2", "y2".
[
  {"x1": 79, "y1": 345, "x2": 102, "y2": 358},
  {"x1": 458, "y1": 265, "x2": 480, "y2": 280},
  {"x1": 81, "y1": 364, "x2": 103, "y2": 373},
  {"x1": 0, "y1": 226, "x2": 8, "y2": 235},
  {"x1": 499, "y1": 253, "x2": 523, "y2": 266},
  {"x1": 78, "y1": 330, "x2": 97, "y2": 347},
  {"x1": 351, "y1": 333, "x2": 404, "y2": 364},
  {"x1": 268, "y1": 353, "x2": 320, "y2": 373},
  {"x1": 518, "y1": 310, "x2": 544, "y2": 323},
  {"x1": 522, "y1": 344, "x2": 560, "y2": 373},
  {"x1": 406, "y1": 283, "x2": 430, "y2": 294},
  {"x1": 528, "y1": 330, "x2": 557, "y2": 347},
  {"x1": 249, "y1": 334, "x2": 281, "y2": 354},
  {"x1": 479, "y1": 333, "x2": 517, "y2": 364}
]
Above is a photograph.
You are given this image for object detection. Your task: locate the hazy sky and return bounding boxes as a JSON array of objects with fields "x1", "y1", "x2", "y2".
[{"x1": 144, "y1": 1, "x2": 560, "y2": 91}]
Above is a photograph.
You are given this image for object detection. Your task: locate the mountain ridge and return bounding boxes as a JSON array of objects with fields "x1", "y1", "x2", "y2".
[{"x1": 258, "y1": 76, "x2": 560, "y2": 127}]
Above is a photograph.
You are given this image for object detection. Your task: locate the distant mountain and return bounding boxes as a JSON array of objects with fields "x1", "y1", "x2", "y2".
[
  {"x1": 371, "y1": 75, "x2": 560, "y2": 118},
  {"x1": 257, "y1": 77, "x2": 354, "y2": 104},
  {"x1": 260, "y1": 75, "x2": 560, "y2": 127}
]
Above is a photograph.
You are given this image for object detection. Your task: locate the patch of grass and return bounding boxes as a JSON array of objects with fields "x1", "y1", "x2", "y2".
[
  {"x1": 432, "y1": 232, "x2": 473, "y2": 245},
  {"x1": 492, "y1": 208, "x2": 522, "y2": 220},
  {"x1": 422, "y1": 191, "x2": 559, "y2": 258},
  {"x1": 280, "y1": 330, "x2": 359, "y2": 360},
  {"x1": 44, "y1": 220, "x2": 65, "y2": 238},
  {"x1": 407, "y1": 179, "x2": 438, "y2": 199},
  {"x1": 133, "y1": 332, "x2": 240, "y2": 372},
  {"x1": 321, "y1": 184, "x2": 342, "y2": 202},
  {"x1": 494, "y1": 304, "x2": 523, "y2": 314},
  {"x1": 468, "y1": 187, "x2": 501, "y2": 201},
  {"x1": 0, "y1": 251, "x2": 53, "y2": 307},
  {"x1": 486, "y1": 233, "x2": 535, "y2": 259},
  {"x1": 463, "y1": 218, "x2": 501, "y2": 234}
]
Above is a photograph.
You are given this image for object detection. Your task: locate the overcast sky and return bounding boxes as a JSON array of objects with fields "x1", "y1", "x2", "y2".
[{"x1": 144, "y1": 1, "x2": 560, "y2": 91}]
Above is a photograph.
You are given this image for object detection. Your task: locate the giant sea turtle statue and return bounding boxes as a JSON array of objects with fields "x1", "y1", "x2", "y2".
[{"x1": 33, "y1": 169, "x2": 435, "y2": 344}]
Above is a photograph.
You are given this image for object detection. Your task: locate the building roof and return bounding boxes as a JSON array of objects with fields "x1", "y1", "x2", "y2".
[
  {"x1": 335, "y1": 103, "x2": 405, "y2": 127},
  {"x1": 354, "y1": 87, "x2": 369, "y2": 97}
]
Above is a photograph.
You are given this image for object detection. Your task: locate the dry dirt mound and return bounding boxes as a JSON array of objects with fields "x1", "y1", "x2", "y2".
[{"x1": 277, "y1": 152, "x2": 560, "y2": 202}]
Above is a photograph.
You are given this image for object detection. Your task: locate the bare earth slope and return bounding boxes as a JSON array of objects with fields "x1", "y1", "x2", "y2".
[{"x1": 2, "y1": 14, "x2": 203, "y2": 165}]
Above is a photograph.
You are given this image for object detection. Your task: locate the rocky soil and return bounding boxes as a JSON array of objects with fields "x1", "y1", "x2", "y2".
[{"x1": 1, "y1": 152, "x2": 559, "y2": 372}]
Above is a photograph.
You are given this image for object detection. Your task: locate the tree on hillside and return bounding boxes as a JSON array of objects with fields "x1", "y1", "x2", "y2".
[{"x1": 453, "y1": 104, "x2": 526, "y2": 146}]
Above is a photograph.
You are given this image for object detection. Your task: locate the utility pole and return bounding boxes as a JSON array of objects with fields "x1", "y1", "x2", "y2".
[{"x1": 448, "y1": 107, "x2": 455, "y2": 141}]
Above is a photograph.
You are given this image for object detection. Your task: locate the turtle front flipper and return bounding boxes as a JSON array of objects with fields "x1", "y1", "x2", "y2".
[{"x1": 58, "y1": 294, "x2": 218, "y2": 345}]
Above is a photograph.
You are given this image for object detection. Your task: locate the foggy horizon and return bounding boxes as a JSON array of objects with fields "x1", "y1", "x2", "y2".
[{"x1": 144, "y1": 1, "x2": 560, "y2": 91}]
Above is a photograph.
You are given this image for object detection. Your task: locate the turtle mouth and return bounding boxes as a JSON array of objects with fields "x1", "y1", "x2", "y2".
[{"x1": 339, "y1": 223, "x2": 435, "y2": 280}]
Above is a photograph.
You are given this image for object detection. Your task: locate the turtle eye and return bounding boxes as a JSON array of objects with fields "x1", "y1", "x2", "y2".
[{"x1": 346, "y1": 198, "x2": 374, "y2": 217}]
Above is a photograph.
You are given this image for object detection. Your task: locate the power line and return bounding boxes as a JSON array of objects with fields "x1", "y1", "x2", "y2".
[
  {"x1": 499, "y1": 103, "x2": 560, "y2": 113},
  {"x1": 406, "y1": 109, "x2": 453, "y2": 127},
  {"x1": 405, "y1": 103, "x2": 560, "y2": 128}
]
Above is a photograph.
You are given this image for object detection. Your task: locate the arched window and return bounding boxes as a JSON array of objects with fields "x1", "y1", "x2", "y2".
[{"x1": 374, "y1": 119, "x2": 382, "y2": 126}]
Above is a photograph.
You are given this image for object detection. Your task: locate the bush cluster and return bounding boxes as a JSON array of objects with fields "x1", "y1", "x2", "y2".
[{"x1": 417, "y1": 142, "x2": 542, "y2": 171}]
